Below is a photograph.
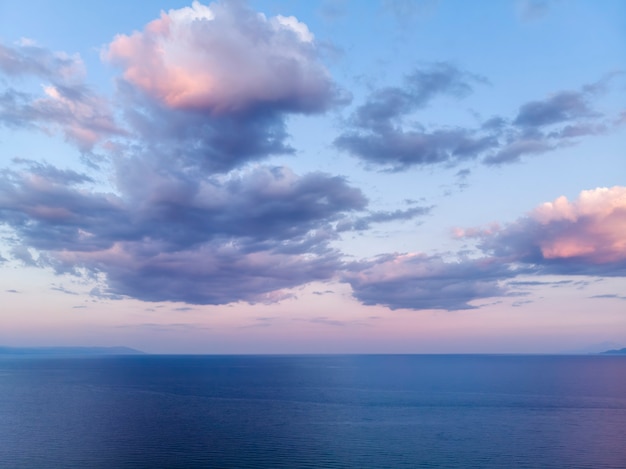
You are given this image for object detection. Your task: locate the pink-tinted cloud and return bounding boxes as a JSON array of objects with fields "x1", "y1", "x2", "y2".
[
  {"x1": 464, "y1": 186, "x2": 626, "y2": 272},
  {"x1": 343, "y1": 253, "x2": 514, "y2": 311},
  {"x1": 343, "y1": 187, "x2": 626, "y2": 311},
  {"x1": 531, "y1": 187, "x2": 626, "y2": 264},
  {"x1": 0, "y1": 160, "x2": 366, "y2": 304},
  {"x1": 104, "y1": 1, "x2": 340, "y2": 114},
  {"x1": 0, "y1": 41, "x2": 123, "y2": 151}
]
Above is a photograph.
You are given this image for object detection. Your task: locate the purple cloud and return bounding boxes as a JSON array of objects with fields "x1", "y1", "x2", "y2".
[
  {"x1": 336, "y1": 71, "x2": 622, "y2": 169},
  {"x1": 341, "y1": 186, "x2": 626, "y2": 311},
  {"x1": 337, "y1": 204, "x2": 432, "y2": 231},
  {"x1": 98, "y1": 1, "x2": 349, "y2": 172},
  {"x1": 0, "y1": 160, "x2": 366, "y2": 304},
  {"x1": 343, "y1": 253, "x2": 515, "y2": 311},
  {"x1": 458, "y1": 186, "x2": 626, "y2": 276},
  {"x1": 0, "y1": 40, "x2": 84, "y2": 82},
  {"x1": 513, "y1": 91, "x2": 597, "y2": 128},
  {"x1": 0, "y1": 41, "x2": 122, "y2": 151}
]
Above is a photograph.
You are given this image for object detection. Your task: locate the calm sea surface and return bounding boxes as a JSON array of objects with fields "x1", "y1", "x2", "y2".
[{"x1": 0, "y1": 354, "x2": 625, "y2": 468}]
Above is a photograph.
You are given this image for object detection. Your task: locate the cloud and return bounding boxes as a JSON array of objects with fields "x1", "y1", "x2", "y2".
[
  {"x1": 343, "y1": 186, "x2": 626, "y2": 311},
  {"x1": 0, "y1": 39, "x2": 85, "y2": 83},
  {"x1": 336, "y1": 70, "x2": 622, "y2": 169},
  {"x1": 50, "y1": 284, "x2": 79, "y2": 295},
  {"x1": 483, "y1": 138, "x2": 553, "y2": 165},
  {"x1": 0, "y1": 161, "x2": 366, "y2": 305},
  {"x1": 60, "y1": 241, "x2": 342, "y2": 305},
  {"x1": 343, "y1": 253, "x2": 515, "y2": 310},
  {"x1": 461, "y1": 186, "x2": 626, "y2": 276},
  {"x1": 381, "y1": 0, "x2": 439, "y2": 25},
  {"x1": 347, "y1": 62, "x2": 484, "y2": 131},
  {"x1": 337, "y1": 204, "x2": 431, "y2": 231},
  {"x1": 104, "y1": 1, "x2": 340, "y2": 115},
  {"x1": 0, "y1": 85, "x2": 122, "y2": 151},
  {"x1": 102, "y1": 1, "x2": 347, "y2": 172},
  {"x1": 513, "y1": 91, "x2": 596, "y2": 128},
  {"x1": 0, "y1": 162, "x2": 128, "y2": 253},
  {"x1": 0, "y1": 41, "x2": 122, "y2": 151},
  {"x1": 336, "y1": 126, "x2": 498, "y2": 171},
  {"x1": 590, "y1": 294, "x2": 626, "y2": 301},
  {"x1": 0, "y1": 2, "x2": 369, "y2": 306},
  {"x1": 516, "y1": 0, "x2": 551, "y2": 21}
]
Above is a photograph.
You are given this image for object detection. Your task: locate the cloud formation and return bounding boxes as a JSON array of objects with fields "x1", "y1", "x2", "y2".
[
  {"x1": 0, "y1": 40, "x2": 84, "y2": 83},
  {"x1": 343, "y1": 187, "x2": 626, "y2": 310},
  {"x1": 336, "y1": 69, "x2": 622, "y2": 169},
  {"x1": 335, "y1": 63, "x2": 495, "y2": 170},
  {"x1": 0, "y1": 41, "x2": 121, "y2": 151},
  {"x1": 0, "y1": 2, "x2": 623, "y2": 314},
  {"x1": 470, "y1": 186, "x2": 626, "y2": 275},
  {"x1": 0, "y1": 84, "x2": 122, "y2": 151},
  {"x1": 337, "y1": 205, "x2": 431, "y2": 231},
  {"x1": 101, "y1": 1, "x2": 347, "y2": 172},
  {"x1": 0, "y1": 160, "x2": 366, "y2": 304},
  {"x1": 104, "y1": 0, "x2": 339, "y2": 115},
  {"x1": 343, "y1": 253, "x2": 514, "y2": 310}
]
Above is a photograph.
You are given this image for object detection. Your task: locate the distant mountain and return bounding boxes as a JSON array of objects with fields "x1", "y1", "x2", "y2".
[
  {"x1": 600, "y1": 347, "x2": 626, "y2": 355},
  {"x1": 0, "y1": 346, "x2": 144, "y2": 356}
]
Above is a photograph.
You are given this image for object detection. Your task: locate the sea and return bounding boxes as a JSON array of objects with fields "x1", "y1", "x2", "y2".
[{"x1": 0, "y1": 354, "x2": 625, "y2": 468}]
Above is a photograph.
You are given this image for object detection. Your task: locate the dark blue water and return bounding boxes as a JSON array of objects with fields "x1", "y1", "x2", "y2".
[{"x1": 1, "y1": 355, "x2": 625, "y2": 468}]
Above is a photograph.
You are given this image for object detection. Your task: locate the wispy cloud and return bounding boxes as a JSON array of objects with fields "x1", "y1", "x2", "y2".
[
  {"x1": 336, "y1": 70, "x2": 623, "y2": 169},
  {"x1": 0, "y1": 39, "x2": 84, "y2": 82},
  {"x1": 0, "y1": 41, "x2": 122, "y2": 151}
]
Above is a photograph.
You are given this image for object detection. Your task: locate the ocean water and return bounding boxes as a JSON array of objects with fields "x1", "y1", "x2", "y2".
[{"x1": 0, "y1": 355, "x2": 625, "y2": 468}]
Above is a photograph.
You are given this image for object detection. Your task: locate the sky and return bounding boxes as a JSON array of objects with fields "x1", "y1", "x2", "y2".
[{"x1": 0, "y1": 0, "x2": 624, "y2": 354}]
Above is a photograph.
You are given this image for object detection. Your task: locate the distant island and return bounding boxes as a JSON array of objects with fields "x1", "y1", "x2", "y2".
[
  {"x1": 0, "y1": 346, "x2": 144, "y2": 356},
  {"x1": 600, "y1": 347, "x2": 626, "y2": 355}
]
